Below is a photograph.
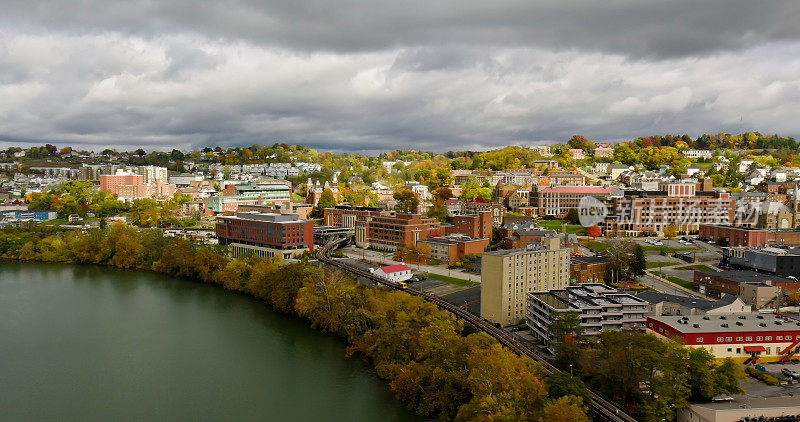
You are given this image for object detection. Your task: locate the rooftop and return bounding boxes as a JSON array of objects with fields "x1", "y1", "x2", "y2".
[
  {"x1": 650, "y1": 313, "x2": 800, "y2": 333},
  {"x1": 698, "y1": 270, "x2": 797, "y2": 285},
  {"x1": 636, "y1": 291, "x2": 740, "y2": 311},
  {"x1": 221, "y1": 211, "x2": 304, "y2": 223}
]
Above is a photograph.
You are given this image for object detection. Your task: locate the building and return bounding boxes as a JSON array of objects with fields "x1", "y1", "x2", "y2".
[
  {"x1": 570, "y1": 256, "x2": 608, "y2": 283},
  {"x1": 99, "y1": 169, "x2": 177, "y2": 200},
  {"x1": 682, "y1": 149, "x2": 713, "y2": 159},
  {"x1": 567, "y1": 149, "x2": 585, "y2": 160},
  {"x1": 354, "y1": 213, "x2": 445, "y2": 251},
  {"x1": 700, "y1": 224, "x2": 800, "y2": 247},
  {"x1": 447, "y1": 211, "x2": 492, "y2": 239},
  {"x1": 215, "y1": 211, "x2": 314, "y2": 261},
  {"x1": 417, "y1": 234, "x2": 490, "y2": 264},
  {"x1": 606, "y1": 191, "x2": 734, "y2": 235},
  {"x1": 526, "y1": 284, "x2": 648, "y2": 351},
  {"x1": 461, "y1": 202, "x2": 505, "y2": 227},
  {"x1": 636, "y1": 291, "x2": 750, "y2": 316},
  {"x1": 239, "y1": 203, "x2": 314, "y2": 220},
  {"x1": 530, "y1": 186, "x2": 614, "y2": 218},
  {"x1": 480, "y1": 237, "x2": 570, "y2": 326},
  {"x1": 548, "y1": 172, "x2": 587, "y2": 186},
  {"x1": 679, "y1": 396, "x2": 800, "y2": 422},
  {"x1": 323, "y1": 206, "x2": 394, "y2": 228},
  {"x1": 723, "y1": 246, "x2": 800, "y2": 277},
  {"x1": 372, "y1": 264, "x2": 412, "y2": 282},
  {"x1": 0, "y1": 210, "x2": 58, "y2": 222},
  {"x1": 647, "y1": 313, "x2": 800, "y2": 361},
  {"x1": 693, "y1": 270, "x2": 800, "y2": 308}
]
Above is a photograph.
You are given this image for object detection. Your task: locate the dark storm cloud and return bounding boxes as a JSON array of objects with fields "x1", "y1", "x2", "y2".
[
  {"x1": 2, "y1": 0, "x2": 800, "y2": 58},
  {"x1": 0, "y1": 1, "x2": 799, "y2": 152}
]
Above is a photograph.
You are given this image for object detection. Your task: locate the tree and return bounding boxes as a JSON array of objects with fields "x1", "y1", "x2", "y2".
[
  {"x1": 566, "y1": 208, "x2": 580, "y2": 225},
  {"x1": 663, "y1": 224, "x2": 678, "y2": 239},
  {"x1": 631, "y1": 244, "x2": 646, "y2": 279},
  {"x1": 310, "y1": 188, "x2": 337, "y2": 218},
  {"x1": 394, "y1": 189, "x2": 419, "y2": 214}
]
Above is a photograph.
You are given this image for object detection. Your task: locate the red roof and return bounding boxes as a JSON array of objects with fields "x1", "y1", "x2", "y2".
[
  {"x1": 379, "y1": 264, "x2": 411, "y2": 274},
  {"x1": 743, "y1": 345, "x2": 766, "y2": 353},
  {"x1": 539, "y1": 186, "x2": 614, "y2": 194}
]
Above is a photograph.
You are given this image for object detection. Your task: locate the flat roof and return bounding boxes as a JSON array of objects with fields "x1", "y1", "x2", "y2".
[
  {"x1": 650, "y1": 314, "x2": 800, "y2": 334},
  {"x1": 698, "y1": 270, "x2": 796, "y2": 284},
  {"x1": 220, "y1": 211, "x2": 306, "y2": 224},
  {"x1": 637, "y1": 291, "x2": 740, "y2": 311}
]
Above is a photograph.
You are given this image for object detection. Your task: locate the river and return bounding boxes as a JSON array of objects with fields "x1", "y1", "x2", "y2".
[{"x1": 0, "y1": 261, "x2": 422, "y2": 421}]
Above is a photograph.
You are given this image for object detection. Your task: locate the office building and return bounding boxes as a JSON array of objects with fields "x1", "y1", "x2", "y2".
[
  {"x1": 354, "y1": 213, "x2": 444, "y2": 251},
  {"x1": 216, "y1": 211, "x2": 314, "y2": 261}
]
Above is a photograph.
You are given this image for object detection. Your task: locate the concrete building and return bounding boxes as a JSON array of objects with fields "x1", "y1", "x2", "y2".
[
  {"x1": 354, "y1": 213, "x2": 444, "y2": 251},
  {"x1": 526, "y1": 284, "x2": 648, "y2": 351},
  {"x1": 480, "y1": 237, "x2": 570, "y2": 326},
  {"x1": 647, "y1": 313, "x2": 800, "y2": 361},
  {"x1": 416, "y1": 234, "x2": 490, "y2": 264},
  {"x1": 215, "y1": 211, "x2": 314, "y2": 261},
  {"x1": 679, "y1": 396, "x2": 800, "y2": 422},
  {"x1": 636, "y1": 292, "x2": 750, "y2": 316},
  {"x1": 723, "y1": 246, "x2": 800, "y2": 277}
]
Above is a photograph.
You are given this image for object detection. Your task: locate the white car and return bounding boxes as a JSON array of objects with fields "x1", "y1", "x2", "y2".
[{"x1": 653, "y1": 241, "x2": 664, "y2": 246}]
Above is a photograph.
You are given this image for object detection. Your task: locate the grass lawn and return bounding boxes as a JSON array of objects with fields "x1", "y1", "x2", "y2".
[
  {"x1": 674, "y1": 264, "x2": 716, "y2": 272},
  {"x1": 424, "y1": 272, "x2": 480, "y2": 288},
  {"x1": 645, "y1": 261, "x2": 675, "y2": 269},
  {"x1": 651, "y1": 271, "x2": 695, "y2": 290},
  {"x1": 538, "y1": 220, "x2": 586, "y2": 235},
  {"x1": 586, "y1": 240, "x2": 608, "y2": 252}
]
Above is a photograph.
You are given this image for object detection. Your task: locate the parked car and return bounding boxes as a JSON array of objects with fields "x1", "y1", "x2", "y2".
[
  {"x1": 755, "y1": 365, "x2": 767, "y2": 372},
  {"x1": 653, "y1": 241, "x2": 664, "y2": 246},
  {"x1": 782, "y1": 368, "x2": 800, "y2": 379}
]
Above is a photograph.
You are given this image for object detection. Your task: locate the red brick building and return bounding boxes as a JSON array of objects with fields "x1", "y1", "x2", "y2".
[
  {"x1": 417, "y1": 234, "x2": 490, "y2": 264},
  {"x1": 216, "y1": 211, "x2": 314, "y2": 261},
  {"x1": 605, "y1": 191, "x2": 734, "y2": 235},
  {"x1": 699, "y1": 224, "x2": 800, "y2": 247},
  {"x1": 461, "y1": 202, "x2": 505, "y2": 227},
  {"x1": 530, "y1": 186, "x2": 614, "y2": 218},
  {"x1": 447, "y1": 211, "x2": 492, "y2": 239},
  {"x1": 354, "y1": 213, "x2": 445, "y2": 251}
]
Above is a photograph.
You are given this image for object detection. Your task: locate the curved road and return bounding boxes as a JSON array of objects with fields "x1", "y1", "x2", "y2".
[{"x1": 316, "y1": 238, "x2": 637, "y2": 422}]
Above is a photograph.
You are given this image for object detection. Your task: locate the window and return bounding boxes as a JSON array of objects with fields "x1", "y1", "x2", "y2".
[
  {"x1": 716, "y1": 337, "x2": 724, "y2": 342},
  {"x1": 746, "y1": 336, "x2": 752, "y2": 341},
  {"x1": 757, "y1": 336, "x2": 763, "y2": 341},
  {"x1": 725, "y1": 337, "x2": 732, "y2": 342},
  {"x1": 696, "y1": 337, "x2": 704, "y2": 343},
  {"x1": 766, "y1": 336, "x2": 772, "y2": 341},
  {"x1": 777, "y1": 336, "x2": 784, "y2": 341}
]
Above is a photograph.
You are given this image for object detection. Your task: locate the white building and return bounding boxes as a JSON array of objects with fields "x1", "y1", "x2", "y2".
[
  {"x1": 683, "y1": 149, "x2": 713, "y2": 159},
  {"x1": 372, "y1": 264, "x2": 413, "y2": 282}
]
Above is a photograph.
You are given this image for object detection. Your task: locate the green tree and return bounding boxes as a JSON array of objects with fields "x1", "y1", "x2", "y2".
[
  {"x1": 566, "y1": 208, "x2": 580, "y2": 224},
  {"x1": 632, "y1": 244, "x2": 646, "y2": 279},
  {"x1": 394, "y1": 189, "x2": 419, "y2": 214},
  {"x1": 310, "y1": 188, "x2": 337, "y2": 218}
]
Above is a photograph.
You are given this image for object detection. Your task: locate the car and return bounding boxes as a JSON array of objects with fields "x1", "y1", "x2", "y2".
[
  {"x1": 653, "y1": 241, "x2": 664, "y2": 246},
  {"x1": 782, "y1": 368, "x2": 800, "y2": 379},
  {"x1": 789, "y1": 276, "x2": 798, "y2": 281},
  {"x1": 755, "y1": 364, "x2": 767, "y2": 372}
]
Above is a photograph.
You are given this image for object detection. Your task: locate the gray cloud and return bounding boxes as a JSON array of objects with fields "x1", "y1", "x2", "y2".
[{"x1": 0, "y1": 1, "x2": 799, "y2": 152}]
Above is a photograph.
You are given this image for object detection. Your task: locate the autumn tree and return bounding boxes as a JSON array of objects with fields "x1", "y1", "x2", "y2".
[
  {"x1": 310, "y1": 188, "x2": 337, "y2": 218},
  {"x1": 394, "y1": 189, "x2": 419, "y2": 214}
]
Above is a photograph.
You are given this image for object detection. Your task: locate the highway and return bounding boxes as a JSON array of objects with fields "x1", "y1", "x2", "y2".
[{"x1": 315, "y1": 238, "x2": 638, "y2": 422}]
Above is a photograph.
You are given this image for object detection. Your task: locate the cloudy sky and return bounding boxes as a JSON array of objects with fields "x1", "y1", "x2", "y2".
[{"x1": 1, "y1": 0, "x2": 800, "y2": 153}]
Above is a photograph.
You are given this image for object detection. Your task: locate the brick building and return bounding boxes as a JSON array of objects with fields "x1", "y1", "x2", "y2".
[
  {"x1": 354, "y1": 213, "x2": 445, "y2": 251},
  {"x1": 323, "y1": 206, "x2": 395, "y2": 228},
  {"x1": 461, "y1": 202, "x2": 505, "y2": 227},
  {"x1": 417, "y1": 234, "x2": 490, "y2": 264},
  {"x1": 530, "y1": 186, "x2": 615, "y2": 218},
  {"x1": 693, "y1": 270, "x2": 800, "y2": 308},
  {"x1": 605, "y1": 191, "x2": 734, "y2": 235},
  {"x1": 216, "y1": 211, "x2": 314, "y2": 261},
  {"x1": 570, "y1": 256, "x2": 608, "y2": 284},
  {"x1": 700, "y1": 224, "x2": 800, "y2": 247},
  {"x1": 446, "y1": 211, "x2": 492, "y2": 239}
]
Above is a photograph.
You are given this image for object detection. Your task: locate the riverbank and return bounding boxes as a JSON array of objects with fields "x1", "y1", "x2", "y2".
[{"x1": 0, "y1": 224, "x2": 587, "y2": 421}]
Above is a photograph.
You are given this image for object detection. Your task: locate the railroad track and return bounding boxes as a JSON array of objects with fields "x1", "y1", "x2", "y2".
[{"x1": 315, "y1": 238, "x2": 637, "y2": 422}]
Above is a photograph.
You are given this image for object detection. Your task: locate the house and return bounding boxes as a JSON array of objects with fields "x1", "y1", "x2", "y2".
[{"x1": 372, "y1": 264, "x2": 413, "y2": 282}]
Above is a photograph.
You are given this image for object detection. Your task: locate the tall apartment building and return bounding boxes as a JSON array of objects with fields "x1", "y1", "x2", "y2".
[
  {"x1": 323, "y1": 206, "x2": 395, "y2": 228},
  {"x1": 138, "y1": 165, "x2": 168, "y2": 184},
  {"x1": 526, "y1": 284, "x2": 648, "y2": 351},
  {"x1": 354, "y1": 213, "x2": 444, "y2": 251},
  {"x1": 216, "y1": 211, "x2": 314, "y2": 261},
  {"x1": 480, "y1": 237, "x2": 570, "y2": 326}
]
